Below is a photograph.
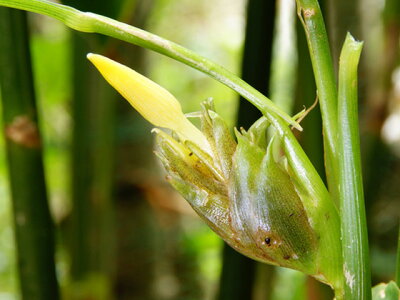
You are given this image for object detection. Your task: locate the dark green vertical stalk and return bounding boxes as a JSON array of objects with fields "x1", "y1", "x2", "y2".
[
  {"x1": 217, "y1": 245, "x2": 256, "y2": 300},
  {"x1": 338, "y1": 33, "x2": 370, "y2": 300},
  {"x1": 217, "y1": 0, "x2": 276, "y2": 299},
  {"x1": 69, "y1": 38, "x2": 116, "y2": 284},
  {"x1": 64, "y1": 1, "x2": 122, "y2": 295},
  {"x1": 235, "y1": 0, "x2": 276, "y2": 128},
  {"x1": 0, "y1": 8, "x2": 59, "y2": 299}
]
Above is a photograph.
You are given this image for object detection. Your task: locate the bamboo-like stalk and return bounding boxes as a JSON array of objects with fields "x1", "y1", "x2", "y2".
[
  {"x1": 337, "y1": 33, "x2": 370, "y2": 300},
  {"x1": 64, "y1": 0, "x2": 122, "y2": 296},
  {"x1": 0, "y1": 7, "x2": 59, "y2": 299},
  {"x1": 217, "y1": 245, "x2": 256, "y2": 300},
  {"x1": 218, "y1": 0, "x2": 276, "y2": 297}
]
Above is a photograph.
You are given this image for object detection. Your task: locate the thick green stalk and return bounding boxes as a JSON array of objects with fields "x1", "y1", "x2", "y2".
[
  {"x1": 64, "y1": 1, "x2": 126, "y2": 297},
  {"x1": 295, "y1": 0, "x2": 339, "y2": 198},
  {"x1": 217, "y1": 245, "x2": 256, "y2": 300},
  {"x1": 0, "y1": 8, "x2": 59, "y2": 299},
  {"x1": 0, "y1": 0, "x2": 301, "y2": 131},
  {"x1": 337, "y1": 33, "x2": 370, "y2": 300}
]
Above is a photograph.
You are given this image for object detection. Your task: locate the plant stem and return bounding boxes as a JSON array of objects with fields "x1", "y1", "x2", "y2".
[
  {"x1": 64, "y1": 1, "x2": 121, "y2": 296},
  {"x1": 0, "y1": 7, "x2": 59, "y2": 299},
  {"x1": 217, "y1": 245, "x2": 256, "y2": 300},
  {"x1": 396, "y1": 227, "x2": 400, "y2": 285},
  {"x1": 0, "y1": 0, "x2": 301, "y2": 131},
  {"x1": 337, "y1": 33, "x2": 371, "y2": 300},
  {"x1": 295, "y1": 0, "x2": 339, "y2": 199}
]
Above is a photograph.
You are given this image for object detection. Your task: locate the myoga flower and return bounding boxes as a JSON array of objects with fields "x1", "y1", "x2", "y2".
[
  {"x1": 87, "y1": 53, "x2": 210, "y2": 154},
  {"x1": 88, "y1": 54, "x2": 342, "y2": 291}
]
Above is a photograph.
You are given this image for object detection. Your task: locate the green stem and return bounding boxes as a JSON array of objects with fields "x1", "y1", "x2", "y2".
[
  {"x1": 0, "y1": 8, "x2": 59, "y2": 299},
  {"x1": 337, "y1": 33, "x2": 370, "y2": 300},
  {"x1": 217, "y1": 245, "x2": 256, "y2": 300},
  {"x1": 64, "y1": 2, "x2": 121, "y2": 295},
  {"x1": 396, "y1": 226, "x2": 400, "y2": 285},
  {"x1": 295, "y1": 0, "x2": 339, "y2": 199},
  {"x1": 0, "y1": 0, "x2": 301, "y2": 131}
]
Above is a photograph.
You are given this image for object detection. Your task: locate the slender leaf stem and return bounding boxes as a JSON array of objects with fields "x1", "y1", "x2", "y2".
[
  {"x1": 338, "y1": 33, "x2": 371, "y2": 300},
  {"x1": 0, "y1": 7, "x2": 59, "y2": 299},
  {"x1": 396, "y1": 226, "x2": 400, "y2": 285},
  {"x1": 295, "y1": 0, "x2": 339, "y2": 198},
  {"x1": 0, "y1": 0, "x2": 302, "y2": 131}
]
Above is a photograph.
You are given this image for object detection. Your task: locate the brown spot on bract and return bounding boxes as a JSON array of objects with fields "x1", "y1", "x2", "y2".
[
  {"x1": 5, "y1": 116, "x2": 41, "y2": 148},
  {"x1": 283, "y1": 255, "x2": 291, "y2": 260}
]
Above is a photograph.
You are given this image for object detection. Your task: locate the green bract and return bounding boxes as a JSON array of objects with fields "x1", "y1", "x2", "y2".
[{"x1": 155, "y1": 99, "x2": 334, "y2": 283}]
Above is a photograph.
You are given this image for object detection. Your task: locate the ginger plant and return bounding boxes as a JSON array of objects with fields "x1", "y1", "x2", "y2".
[{"x1": 0, "y1": 0, "x2": 399, "y2": 299}]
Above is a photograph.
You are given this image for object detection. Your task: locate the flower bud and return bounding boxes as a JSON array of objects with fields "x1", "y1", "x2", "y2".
[
  {"x1": 88, "y1": 56, "x2": 342, "y2": 290},
  {"x1": 155, "y1": 100, "x2": 319, "y2": 274},
  {"x1": 87, "y1": 53, "x2": 210, "y2": 153}
]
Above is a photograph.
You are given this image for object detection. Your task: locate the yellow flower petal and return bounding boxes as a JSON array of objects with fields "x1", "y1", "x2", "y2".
[{"x1": 87, "y1": 53, "x2": 210, "y2": 152}]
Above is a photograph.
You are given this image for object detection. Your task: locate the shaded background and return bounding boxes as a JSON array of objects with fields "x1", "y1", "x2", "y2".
[{"x1": 0, "y1": 0, "x2": 398, "y2": 299}]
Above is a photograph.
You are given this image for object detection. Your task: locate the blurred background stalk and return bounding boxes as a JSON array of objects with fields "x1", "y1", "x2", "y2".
[
  {"x1": 216, "y1": 0, "x2": 276, "y2": 299},
  {"x1": 62, "y1": 0, "x2": 124, "y2": 297},
  {"x1": 0, "y1": 7, "x2": 59, "y2": 299}
]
